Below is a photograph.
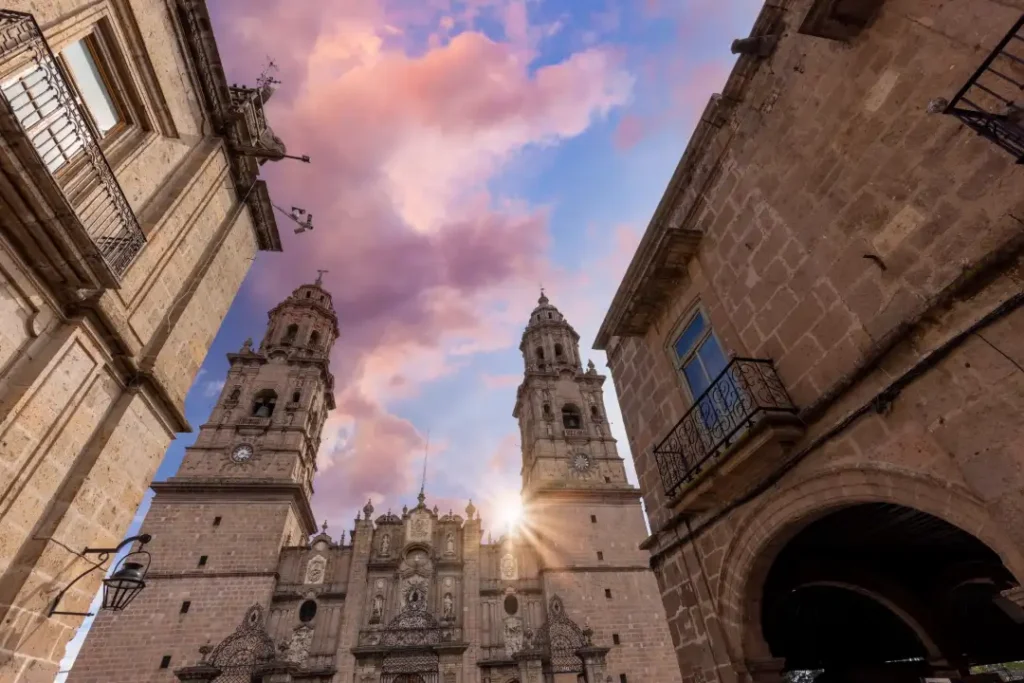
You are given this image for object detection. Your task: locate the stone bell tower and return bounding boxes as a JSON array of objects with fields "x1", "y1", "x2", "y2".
[
  {"x1": 513, "y1": 291, "x2": 682, "y2": 683},
  {"x1": 65, "y1": 276, "x2": 339, "y2": 683}
]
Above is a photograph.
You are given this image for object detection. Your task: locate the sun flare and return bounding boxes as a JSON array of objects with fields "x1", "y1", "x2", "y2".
[{"x1": 498, "y1": 496, "x2": 524, "y2": 531}]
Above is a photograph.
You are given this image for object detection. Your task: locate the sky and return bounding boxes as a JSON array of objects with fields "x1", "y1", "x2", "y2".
[{"x1": 55, "y1": 0, "x2": 761, "y2": 677}]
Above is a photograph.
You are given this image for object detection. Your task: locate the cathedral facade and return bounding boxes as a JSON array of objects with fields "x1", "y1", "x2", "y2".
[{"x1": 66, "y1": 285, "x2": 680, "y2": 683}]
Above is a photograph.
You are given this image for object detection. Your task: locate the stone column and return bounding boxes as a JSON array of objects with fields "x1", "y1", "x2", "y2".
[{"x1": 515, "y1": 653, "x2": 545, "y2": 683}]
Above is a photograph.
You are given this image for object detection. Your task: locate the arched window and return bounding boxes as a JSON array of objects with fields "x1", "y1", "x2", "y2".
[
  {"x1": 309, "y1": 331, "x2": 320, "y2": 349},
  {"x1": 536, "y1": 346, "x2": 545, "y2": 360},
  {"x1": 291, "y1": 390, "x2": 301, "y2": 403},
  {"x1": 299, "y1": 600, "x2": 317, "y2": 623},
  {"x1": 305, "y1": 291, "x2": 311, "y2": 298},
  {"x1": 590, "y1": 404, "x2": 600, "y2": 420},
  {"x1": 561, "y1": 404, "x2": 581, "y2": 429},
  {"x1": 542, "y1": 403, "x2": 552, "y2": 419},
  {"x1": 252, "y1": 390, "x2": 277, "y2": 418},
  {"x1": 282, "y1": 324, "x2": 298, "y2": 345},
  {"x1": 554, "y1": 343, "x2": 564, "y2": 358}
]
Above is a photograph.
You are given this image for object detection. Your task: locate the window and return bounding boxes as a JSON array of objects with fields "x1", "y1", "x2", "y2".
[
  {"x1": 291, "y1": 390, "x2": 301, "y2": 403},
  {"x1": 228, "y1": 388, "x2": 241, "y2": 402},
  {"x1": 613, "y1": 633, "x2": 620, "y2": 645},
  {"x1": 536, "y1": 346, "x2": 545, "y2": 360},
  {"x1": 2, "y1": 33, "x2": 125, "y2": 174},
  {"x1": 180, "y1": 601, "x2": 191, "y2": 614},
  {"x1": 672, "y1": 309, "x2": 739, "y2": 428},
  {"x1": 673, "y1": 310, "x2": 729, "y2": 399},
  {"x1": 305, "y1": 291, "x2": 311, "y2": 298},
  {"x1": 308, "y1": 331, "x2": 320, "y2": 349},
  {"x1": 282, "y1": 324, "x2": 298, "y2": 344},
  {"x1": 554, "y1": 343, "x2": 563, "y2": 358},
  {"x1": 590, "y1": 515, "x2": 597, "y2": 523},
  {"x1": 620, "y1": 675, "x2": 628, "y2": 683},
  {"x1": 590, "y1": 405, "x2": 600, "y2": 420},
  {"x1": 198, "y1": 555, "x2": 207, "y2": 567},
  {"x1": 252, "y1": 389, "x2": 277, "y2": 417},
  {"x1": 604, "y1": 476, "x2": 611, "y2": 483},
  {"x1": 504, "y1": 594, "x2": 519, "y2": 615},
  {"x1": 542, "y1": 403, "x2": 552, "y2": 418},
  {"x1": 159, "y1": 656, "x2": 171, "y2": 669},
  {"x1": 604, "y1": 588, "x2": 612, "y2": 599},
  {"x1": 561, "y1": 404, "x2": 581, "y2": 429},
  {"x1": 213, "y1": 516, "x2": 221, "y2": 527},
  {"x1": 597, "y1": 551, "x2": 604, "y2": 561},
  {"x1": 299, "y1": 600, "x2": 318, "y2": 623}
]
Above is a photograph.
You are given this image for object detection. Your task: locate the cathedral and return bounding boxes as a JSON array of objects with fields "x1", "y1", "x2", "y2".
[{"x1": 66, "y1": 280, "x2": 681, "y2": 683}]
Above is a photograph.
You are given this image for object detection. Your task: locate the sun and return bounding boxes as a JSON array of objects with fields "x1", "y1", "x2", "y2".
[{"x1": 498, "y1": 496, "x2": 524, "y2": 531}]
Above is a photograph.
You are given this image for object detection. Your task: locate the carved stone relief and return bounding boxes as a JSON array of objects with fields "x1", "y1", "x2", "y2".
[
  {"x1": 500, "y1": 553, "x2": 518, "y2": 581},
  {"x1": 285, "y1": 625, "x2": 314, "y2": 663},
  {"x1": 442, "y1": 592, "x2": 454, "y2": 620},
  {"x1": 407, "y1": 509, "x2": 433, "y2": 544},
  {"x1": 504, "y1": 615, "x2": 524, "y2": 657},
  {"x1": 444, "y1": 531, "x2": 456, "y2": 555},
  {"x1": 381, "y1": 533, "x2": 391, "y2": 556},
  {"x1": 370, "y1": 594, "x2": 384, "y2": 624},
  {"x1": 304, "y1": 555, "x2": 326, "y2": 584}
]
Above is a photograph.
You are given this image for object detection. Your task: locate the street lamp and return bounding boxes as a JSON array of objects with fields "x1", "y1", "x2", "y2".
[{"x1": 48, "y1": 534, "x2": 153, "y2": 617}]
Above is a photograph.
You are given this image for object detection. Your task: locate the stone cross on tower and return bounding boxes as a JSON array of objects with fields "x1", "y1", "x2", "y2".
[{"x1": 315, "y1": 269, "x2": 328, "y2": 286}]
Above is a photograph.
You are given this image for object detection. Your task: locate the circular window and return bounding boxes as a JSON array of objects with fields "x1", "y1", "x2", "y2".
[
  {"x1": 504, "y1": 594, "x2": 519, "y2": 616},
  {"x1": 299, "y1": 600, "x2": 317, "y2": 623}
]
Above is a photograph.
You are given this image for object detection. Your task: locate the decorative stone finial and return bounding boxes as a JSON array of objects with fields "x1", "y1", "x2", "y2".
[
  {"x1": 402, "y1": 504, "x2": 408, "y2": 516},
  {"x1": 417, "y1": 489, "x2": 426, "y2": 507},
  {"x1": 363, "y1": 499, "x2": 374, "y2": 519},
  {"x1": 321, "y1": 519, "x2": 328, "y2": 533},
  {"x1": 432, "y1": 505, "x2": 438, "y2": 515},
  {"x1": 465, "y1": 499, "x2": 476, "y2": 519},
  {"x1": 538, "y1": 288, "x2": 549, "y2": 305},
  {"x1": 587, "y1": 359, "x2": 596, "y2": 373},
  {"x1": 315, "y1": 268, "x2": 328, "y2": 286},
  {"x1": 242, "y1": 337, "x2": 253, "y2": 351}
]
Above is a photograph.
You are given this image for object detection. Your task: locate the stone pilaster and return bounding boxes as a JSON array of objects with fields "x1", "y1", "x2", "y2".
[
  {"x1": 462, "y1": 504, "x2": 482, "y2": 683},
  {"x1": 335, "y1": 513, "x2": 375, "y2": 682}
]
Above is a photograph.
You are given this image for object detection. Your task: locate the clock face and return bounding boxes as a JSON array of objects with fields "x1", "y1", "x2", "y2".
[
  {"x1": 572, "y1": 453, "x2": 591, "y2": 472},
  {"x1": 231, "y1": 444, "x2": 254, "y2": 463}
]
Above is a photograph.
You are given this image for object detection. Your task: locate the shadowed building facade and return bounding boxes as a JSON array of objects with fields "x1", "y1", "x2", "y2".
[
  {"x1": 593, "y1": 1, "x2": 1024, "y2": 682},
  {"x1": 0, "y1": 0, "x2": 291, "y2": 681},
  {"x1": 64, "y1": 289, "x2": 681, "y2": 683}
]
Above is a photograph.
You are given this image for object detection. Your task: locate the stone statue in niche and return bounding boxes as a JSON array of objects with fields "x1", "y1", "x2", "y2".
[
  {"x1": 444, "y1": 532, "x2": 456, "y2": 555},
  {"x1": 504, "y1": 616, "x2": 524, "y2": 657},
  {"x1": 380, "y1": 533, "x2": 391, "y2": 556},
  {"x1": 370, "y1": 594, "x2": 384, "y2": 624},
  {"x1": 443, "y1": 592, "x2": 454, "y2": 620}
]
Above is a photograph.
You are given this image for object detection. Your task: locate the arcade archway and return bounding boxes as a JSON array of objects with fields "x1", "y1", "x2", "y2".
[{"x1": 759, "y1": 503, "x2": 1024, "y2": 681}]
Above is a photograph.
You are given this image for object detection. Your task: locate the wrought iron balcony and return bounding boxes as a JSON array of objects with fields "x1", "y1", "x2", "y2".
[
  {"x1": 653, "y1": 357, "x2": 798, "y2": 498},
  {"x1": 941, "y1": 15, "x2": 1024, "y2": 163},
  {"x1": 0, "y1": 10, "x2": 144, "y2": 278}
]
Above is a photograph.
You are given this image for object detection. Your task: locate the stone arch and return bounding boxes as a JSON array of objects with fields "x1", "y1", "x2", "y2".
[{"x1": 714, "y1": 466, "x2": 1024, "y2": 665}]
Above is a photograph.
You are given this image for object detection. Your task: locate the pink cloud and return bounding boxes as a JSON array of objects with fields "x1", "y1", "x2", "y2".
[
  {"x1": 481, "y1": 374, "x2": 521, "y2": 389},
  {"x1": 613, "y1": 114, "x2": 646, "y2": 150},
  {"x1": 203, "y1": 0, "x2": 633, "y2": 526}
]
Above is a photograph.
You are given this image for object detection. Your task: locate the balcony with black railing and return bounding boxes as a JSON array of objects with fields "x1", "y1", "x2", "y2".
[
  {"x1": 653, "y1": 357, "x2": 801, "y2": 501},
  {"x1": 0, "y1": 10, "x2": 145, "y2": 284},
  {"x1": 939, "y1": 15, "x2": 1024, "y2": 163}
]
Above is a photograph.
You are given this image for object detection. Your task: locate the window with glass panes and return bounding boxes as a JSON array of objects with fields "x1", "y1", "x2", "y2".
[
  {"x1": 672, "y1": 310, "x2": 729, "y2": 400},
  {"x1": 1, "y1": 33, "x2": 124, "y2": 173}
]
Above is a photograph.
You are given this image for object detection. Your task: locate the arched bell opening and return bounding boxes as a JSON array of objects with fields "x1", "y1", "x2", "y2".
[{"x1": 759, "y1": 503, "x2": 1024, "y2": 682}]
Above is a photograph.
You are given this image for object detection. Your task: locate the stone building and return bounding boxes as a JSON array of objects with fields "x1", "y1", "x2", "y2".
[
  {"x1": 64, "y1": 287, "x2": 681, "y2": 683},
  {"x1": 593, "y1": 1, "x2": 1024, "y2": 682},
  {"x1": 0, "y1": 1, "x2": 288, "y2": 680}
]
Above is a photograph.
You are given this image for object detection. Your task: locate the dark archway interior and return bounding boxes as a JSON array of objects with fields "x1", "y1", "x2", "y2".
[{"x1": 762, "y1": 503, "x2": 1023, "y2": 677}]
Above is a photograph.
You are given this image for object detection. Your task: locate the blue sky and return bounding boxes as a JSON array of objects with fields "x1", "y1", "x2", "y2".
[{"x1": 55, "y1": 0, "x2": 761, "y2": 677}]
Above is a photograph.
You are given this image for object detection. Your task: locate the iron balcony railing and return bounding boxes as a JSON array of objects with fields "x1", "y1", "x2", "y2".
[
  {"x1": 942, "y1": 14, "x2": 1024, "y2": 163},
  {"x1": 653, "y1": 357, "x2": 798, "y2": 498},
  {"x1": 0, "y1": 10, "x2": 145, "y2": 277}
]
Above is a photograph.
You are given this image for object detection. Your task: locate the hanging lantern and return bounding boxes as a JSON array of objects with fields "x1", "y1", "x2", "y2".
[
  {"x1": 101, "y1": 549, "x2": 151, "y2": 611},
  {"x1": 49, "y1": 534, "x2": 153, "y2": 618}
]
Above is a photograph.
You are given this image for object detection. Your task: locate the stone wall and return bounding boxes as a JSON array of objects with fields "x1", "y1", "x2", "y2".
[
  {"x1": 0, "y1": 0, "x2": 276, "y2": 680},
  {"x1": 597, "y1": 0, "x2": 1024, "y2": 681}
]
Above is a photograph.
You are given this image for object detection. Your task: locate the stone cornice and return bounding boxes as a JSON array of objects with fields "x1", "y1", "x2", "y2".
[
  {"x1": 593, "y1": 3, "x2": 785, "y2": 349},
  {"x1": 523, "y1": 486, "x2": 641, "y2": 505},
  {"x1": 540, "y1": 565, "x2": 651, "y2": 574},
  {"x1": 151, "y1": 478, "x2": 317, "y2": 534}
]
